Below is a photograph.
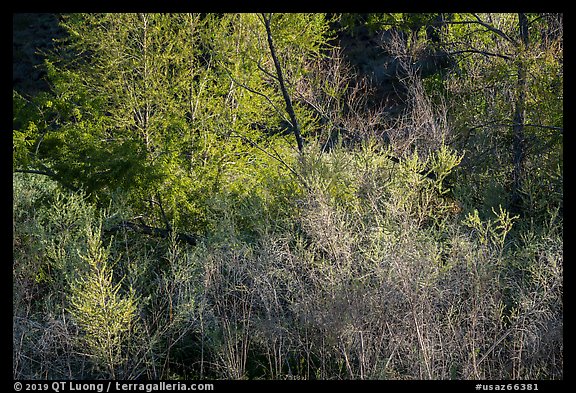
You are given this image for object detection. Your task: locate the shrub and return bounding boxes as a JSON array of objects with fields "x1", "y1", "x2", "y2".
[
  {"x1": 13, "y1": 140, "x2": 562, "y2": 380},
  {"x1": 68, "y1": 223, "x2": 138, "y2": 378}
]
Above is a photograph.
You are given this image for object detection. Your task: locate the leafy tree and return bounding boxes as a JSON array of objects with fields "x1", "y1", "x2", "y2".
[
  {"x1": 423, "y1": 13, "x2": 562, "y2": 221},
  {"x1": 14, "y1": 13, "x2": 335, "y2": 235},
  {"x1": 210, "y1": 13, "x2": 333, "y2": 151}
]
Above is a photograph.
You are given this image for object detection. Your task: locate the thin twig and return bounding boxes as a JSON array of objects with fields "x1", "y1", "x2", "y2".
[
  {"x1": 229, "y1": 130, "x2": 310, "y2": 191},
  {"x1": 226, "y1": 72, "x2": 291, "y2": 126}
]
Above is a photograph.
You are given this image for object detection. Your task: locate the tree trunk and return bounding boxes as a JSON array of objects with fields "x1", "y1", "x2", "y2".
[
  {"x1": 262, "y1": 13, "x2": 305, "y2": 153},
  {"x1": 510, "y1": 13, "x2": 529, "y2": 216}
]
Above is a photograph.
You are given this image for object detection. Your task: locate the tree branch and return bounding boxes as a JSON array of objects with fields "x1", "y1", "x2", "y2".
[
  {"x1": 261, "y1": 13, "x2": 305, "y2": 153},
  {"x1": 14, "y1": 168, "x2": 56, "y2": 177},
  {"x1": 522, "y1": 123, "x2": 563, "y2": 133},
  {"x1": 146, "y1": 194, "x2": 172, "y2": 232},
  {"x1": 448, "y1": 49, "x2": 512, "y2": 61},
  {"x1": 256, "y1": 58, "x2": 279, "y2": 83},
  {"x1": 464, "y1": 120, "x2": 562, "y2": 134},
  {"x1": 230, "y1": 129, "x2": 311, "y2": 191},
  {"x1": 105, "y1": 220, "x2": 197, "y2": 246},
  {"x1": 13, "y1": 167, "x2": 81, "y2": 193},
  {"x1": 226, "y1": 72, "x2": 291, "y2": 125},
  {"x1": 446, "y1": 14, "x2": 518, "y2": 45}
]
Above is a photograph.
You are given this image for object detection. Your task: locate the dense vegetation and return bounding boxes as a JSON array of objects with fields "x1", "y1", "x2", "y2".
[{"x1": 13, "y1": 13, "x2": 562, "y2": 380}]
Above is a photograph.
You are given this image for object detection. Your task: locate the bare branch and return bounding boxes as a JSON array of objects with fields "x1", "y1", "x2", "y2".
[
  {"x1": 467, "y1": 121, "x2": 563, "y2": 134},
  {"x1": 230, "y1": 129, "x2": 310, "y2": 191},
  {"x1": 151, "y1": 193, "x2": 172, "y2": 232},
  {"x1": 256, "y1": 58, "x2": 279, "y2": 82},
  {"x1": 522, "y1": 123, "x2": 563, "y2": 133},
  {"x1": 448, "y1": 49, "x2": 512, "y2": 61},
  {"x1": 14, "y1": 167, "x2": 81, "y2": 193},
  {"x1": 261, "y1": 13, "x2": 305, "y2": 153},
  {"x1": 445, "y1": 20, "x2": 517, "y2": 48},
  {"x1": 14, "y1": 168, "x2": 56, "y2": 177},
  {"x1": 104, "y1": 220, "x2": 197, "y2": 246}
]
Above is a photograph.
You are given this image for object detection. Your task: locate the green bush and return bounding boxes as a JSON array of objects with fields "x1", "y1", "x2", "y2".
[
  {"x1": 13, "y1": 173, "x2": 100, "y2": 378},
  {"x1": 68, "y1": 223, "x2": 138, "y2": 378}
]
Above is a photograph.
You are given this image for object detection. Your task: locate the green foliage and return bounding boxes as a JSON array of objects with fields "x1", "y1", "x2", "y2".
[
  {"x1": 12, "y1": 91, "x2": 37, "y2": 168},
  {"x1": 13, "y1": 173, "x2": 99, "y2": 309},
  {"x1": 68, "y1": 223, "x2": 138, "y2": 378},
  {"x1": 463, "y1": 206, "x2": 517, "y2": 253},
  {"x1": 428, "y1": 144, "x2": 464, "y2": 194},
  {"x1": 13, "y1": 12, "x2": 562, "y2": 380},
  {"x1": 14, "y1": 13, "x2": 335, "y2": 234},
  {"x1": 13, "y1": 137, "x2": 562, "y2": 379},
  {"x1": 424, "y1": 13, "x2": 563, "y2": 226}
]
